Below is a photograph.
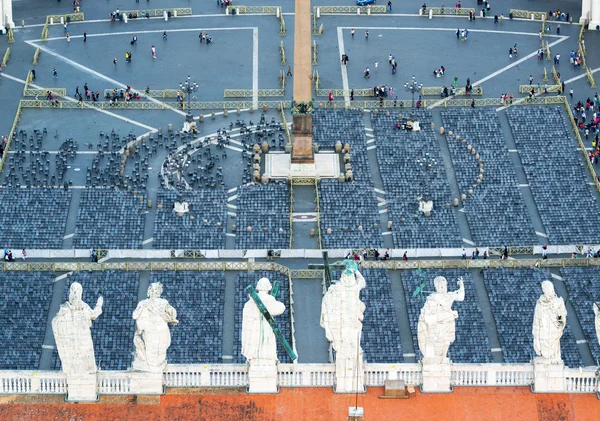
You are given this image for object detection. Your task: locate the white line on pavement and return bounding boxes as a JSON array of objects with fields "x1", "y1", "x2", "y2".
[
  {"x1": 253, "y1": 28, "x2": 259, "y2": 109},
  {"x1": 337, "y1": 27, "x2": 350, "y2": 104}
]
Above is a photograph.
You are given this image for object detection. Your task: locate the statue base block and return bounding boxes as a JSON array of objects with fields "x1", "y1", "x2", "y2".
[
  {"x1": 130, "y1": 371, "x2": 164, "y2": 394},
  {"x1": 421, "y1": 363, "x2": 452, "y2": 393},
  {"x1": 265, "y1": 153, "x2": 340, "y2": 178},
  {"x1": 335, "y1": 372, "x2": 365, "y2": 394},
  {"x1": 533, "y1": 358, "x2": 565, "y2": 392},
  {"x1": 348, "y1": 406, "x2": 364, "y2": 421},
  {"x1": 66, "y1": 374, "x2": 98, "y2": 402},
  {"x1": 418, "y1": 200, "x2": 434, "y2": 216},
  {"x1": 247, "y1": 363, "x2": 278, "y2": 394}
]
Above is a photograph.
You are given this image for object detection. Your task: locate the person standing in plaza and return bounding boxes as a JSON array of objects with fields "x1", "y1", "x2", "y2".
[
  {"x1": 151, "y1": 45, "x2": 156, "y2": 58},
  {"x1": 53, "y1": 67, "x2": 58, "y2": 78},
  {"x1": 529, "y1": 75, "x2": 533, "y2": 85},
  {"x1": 365, "y1": 30, "x2": 369, "y2": 39},
  {"x1": 351, "y1": 28, "x2": 355, "y2": 38},
  {"x1": 287, "y1": 65, "x2": 292, "y2": 76},
  {"x1": 66, "y1": 32, "x2": 70, "y2": 42},
  {"x1": 83, "y1": 32, "x2": 86, "y2": 42},
  {"x1": 113, "y1": 57, "x2": 118, "y2": 67},
  {"x1": 163, "y1": 31, "x2": 167, "y2": 41}
]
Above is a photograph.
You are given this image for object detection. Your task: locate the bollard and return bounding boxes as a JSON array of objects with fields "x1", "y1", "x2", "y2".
[
  {"x1": 277, "y1": 7, "x2": 280, "y2": 18},
  {"x1": 164, "y1": 11, "x2": 168, "y2": 21},
  {"x1": 419, "y1": 8, "x2": 422, "y2": 15},
  {"x1": 168, "y1": 124, "x2": 173, "y2": 132},
  {"x1": 226, "y1": 7, "x2": 229, "y2": 15},
  {"x1": 317, "y1": 7, "x2": 320, "y2": 18},
  {"x1": 429, "y1": 9, "x2": 433, "y2": 19},
  {"x1": 199, "y1": 115, "x2": 204, "y2": 123},
  {"x1": 223, "y1": 109, "x2": 228, "y2": 117},
  {"x1": 123, "y1": 14, "x2": 128, "y2": 23},
  {"x1": 531, "y1": 14, "x2": 535, "y2": 20},
  {"x1": 61, "y1": 17, "x2": 64, "y2": 24},
  {"x1": 357, "y1": 7, "x2": 361, "y2": 15},
  {"x1": 236, "y1": 8, "x2": 240, "y2": 15},
  {"x1": 50, "y1": 17, "x2": 54, "y2": 24},
  {"x1": 174, "y1": 10, "x2": 178, "y2": 17},
  {"x1": 367, "y1": 5, "x2": 371, "y2": 15}
]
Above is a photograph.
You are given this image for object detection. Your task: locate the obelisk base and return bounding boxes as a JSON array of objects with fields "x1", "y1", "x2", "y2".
[{"x1": 291, "y1": 114, "x2": 314, "y2": 165}]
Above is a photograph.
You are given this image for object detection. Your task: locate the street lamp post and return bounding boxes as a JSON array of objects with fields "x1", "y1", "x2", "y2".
[
  {"x1": 404, "y1": 75, "x2": 423, "y2": 108},
  {"x1": 180, "y1": 75, "x2": 198, "y2": 123},
  {"x1": 417, "y1": 152, "x2": 436, "y2": 216}
]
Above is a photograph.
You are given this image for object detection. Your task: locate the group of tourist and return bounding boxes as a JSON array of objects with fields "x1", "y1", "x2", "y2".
[
  {"x1": 73, "y1": 83, "x2": 100, "y2": 102},
  {"x1": 3, "y1": 246, "x2": 26, "y2": 262}
]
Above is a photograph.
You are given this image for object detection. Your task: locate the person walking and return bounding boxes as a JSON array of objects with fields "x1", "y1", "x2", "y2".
[
  {"x1": 21, "y1": 249, "x2": 27, "y2": 261},
  {"x1": 132, "y1": 35, "x2": 137, "y2": 45},
  {"x1": 113, "y1": 57, "x2": 118, "y2": 67},
  {"x1": 529, "y1": 75, "x2": 533, "y2": 85},
  {"x1": 365, "y1": 29, "x2": 369, "y2": 39},
  {"x1": 350, "y1": 88, "x2": 354, "y2": 100},
  {"x1": 151, "y1": 45, "x2": 156, "y2": 58},
  {"x1": 351, "y1": 28, "x2": 355, "y2": 38},
  {"x1": 66, "y1": 32, "x2": 70, "y2": 42},
  {"x1": 53, "y1": 67, "x2": 58, "y2": 78},
  {"x1": 83, "y1": 32, "x2": 87, "y2": 42},
  {"x1": 163, "y1": 31, "x2": 167, "y2": 41},
  {"x1": 569, "y1": 88, "x2": 574, "y2": 99},
  {"x1": 286, "y1": 65, "x2": 292, "y2": 76}
]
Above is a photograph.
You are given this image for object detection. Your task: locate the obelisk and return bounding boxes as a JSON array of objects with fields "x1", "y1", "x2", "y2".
[{"x1": 291, "y1": 0, "x2": 315, "y2": 165}]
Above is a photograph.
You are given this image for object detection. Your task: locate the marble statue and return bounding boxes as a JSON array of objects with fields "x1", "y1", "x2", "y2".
[
  {"x1": 241, "y1": 277, "x2": 286, "y2": 365},
  {"x1": 532, "y1": 280, "x2": 567, "y2": 363},
  {"x1": 132, "y1": 282, "x2": 178, "y2": 372},
  {"x1": 417, "y1": 276, "x2": 465, "y2": 364},
  {"x1": 320, "y1": 260, "x2": 366, "y2": 393},
  {"x1": 52, "y1": 282, "x2": 103, "y2": 376},
  {"x1": 595, "y1": 303, "x2": 600, "y2": 346}
]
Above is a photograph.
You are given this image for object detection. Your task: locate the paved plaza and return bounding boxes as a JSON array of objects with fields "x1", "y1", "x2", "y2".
[{"x1": 0, "y1": 0, "x2": 600, "y2": 418}]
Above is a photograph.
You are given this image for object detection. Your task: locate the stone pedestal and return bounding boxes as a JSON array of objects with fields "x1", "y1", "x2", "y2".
[
  {"x1": 533, "y1": 358, "x2": 566, "y2": 392},
  {"x1": 421, "y1": 363, "x2": 452, "y2": 392},
  {"x1": 335, "y1": 367, "x2": 364, "y2": 394},
  {"x1": 348, "y1": 407, "x2": 364, "y2": 421},
  {"x1": 130, "y1": 371, "x2": 164, "y2": 394},
  {"x1": 247, "y1": 363, "x2": 278, "y2": 393},
  {"x1": 66, "y1": 374, "x2": 98, "y2": 402},
  {"x1": 291, "y1": 114, "x2": 314, "y2": 165}
]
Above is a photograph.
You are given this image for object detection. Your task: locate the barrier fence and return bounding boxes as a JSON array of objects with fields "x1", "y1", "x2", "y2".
[
  {"x1": 280, "y1": 40, "x2": 286, "y2": 65},
  {"x1": 32, "y1": 47, "x2": 41, "y2": 65},
  {"x1": 420, "y1": 7, "x2": 475, "y2": 16},
  {"x1": 518, "y1": 84, "x2": 561, "y2": 94},
  {"x1": 103, "y1": 89, "x2": 186, "y2": 99},
  {"x1": 118, "y1": 8, "x2": 192, "y2": 18},
  {"x1": 4, "y1": 256, "x2": 600, "y2": 273},
  {"x1": 316, "y1": 5, "x2": 387, "y2": 14},
  {"x1": 226, "y1": 5, "x2": 279, "y2": 14},
  {"x1": 46, "y1": 12, "x2": 84, "y2": 24},
  {"x1": 1, "y1": 47, "x2": 10, "y2": 67},
  {"x1": 312, "y1": 41, "x2": 317, "y2": 65},
  {"x1": 279, "y1": 101, "x2": 292, "y2": 147},
  {"x1": 0, "y1": 102, "x2": 23, "y2": 173},
  {"x1": 40, "y1": 23, "x2": 49, "y2": 41},
  {"x1": 315, "y1": 88, "x2": 373, "y2": 97},
  {"x1": 18, "y1": 99, "x2": 291, "y2": 111},
  {"x1": 23, "y1": 88, "x2": 67, "y2": 97},
  {"x1": 223, "y1": 88, "x2": 285, "y2": 98},
  {"x1": 509, "y1": 9, "x2": 546, "y2": 19},
  {"x1": 421, "y1": 86, "x2": 483, "y2": 96},
  {"x1": 7, "y1": 27, "x2": 14, "y2": 43}
]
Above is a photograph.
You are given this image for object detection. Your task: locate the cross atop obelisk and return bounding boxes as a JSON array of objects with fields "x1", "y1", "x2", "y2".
[{"x1": 290, "y1": 0, "x2": 315, "y2": 165}]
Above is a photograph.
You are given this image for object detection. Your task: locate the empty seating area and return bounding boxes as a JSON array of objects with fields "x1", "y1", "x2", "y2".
[
  {"x1": 153, "y1": 189, "x2": 227, "y2": 249},
  {"x1": 0, "y1": 272, "x2": 54, "y2": 370},
  {"x1": 313, "y1": 109, "x2": 373, "y2": 184},
  {"x1": 561, "y1": 267, "x2": 600, "y2": 362},
  {"x1": 235, "y1": 184, "x2": 290, "y2": 249},
  {"x1": 356, "y1": 269, "x2": 402, "y2": 363},
  {"x1": 401, "y1": 270, "x2": 492, "y2": 363},
  {"x1": 506, "y1": 106, "x2": 600, "y2": 244},
  {"x1": 318, "y1": 180, "x2": 383, "y2": 248},
  {"x1": 0, "y1": 188, "x2": 71, "y2": 248},
  {"x1": 73, "y1": 189, "x2": 147, "y2": 249},
  {"x1": 233, "y1": 271, "x2": 293, "y2": 364},
  {"x1": 484, "y1": 269, "x2": 581, "y2": 367},
  {"x1": 441, "y1": 109, "x2": 537, "y2": 246},
  {"x1": 371, "y1": 110, "x2": 463, "y2": 248},
  {"x1": 150, "y1": 271, "x2": 225, "y2": 363},
  {"x1": 54, "y1": 271, "x2": 139, "y2": 371}
]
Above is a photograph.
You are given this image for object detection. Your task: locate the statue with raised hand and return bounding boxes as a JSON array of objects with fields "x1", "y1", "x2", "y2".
[{"x1": 532, "y1": 280, "x2": 567, "y2": 363}]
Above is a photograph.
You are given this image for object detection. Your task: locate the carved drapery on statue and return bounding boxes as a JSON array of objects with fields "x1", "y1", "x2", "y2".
[
  {"x1": 533, "y1": 280, "x2": 567, "y2": 363},
  {"x1": 320, "y1": 260, "x2": 365, "y2": 393},
  {"x1": 132, "y1": 282, "x2": 178, "y2": 372},
  {"x1": 52, "y1": 282, "x2": 103, "y2": 375},
  {"x1": 417, "y1": 276, "x2": 465, "y2": 364},
  {"x1": 241, "y1": 277, "x2": 286, "y2": 365}
]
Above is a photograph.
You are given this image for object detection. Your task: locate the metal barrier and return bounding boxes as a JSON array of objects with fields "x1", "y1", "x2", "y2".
[
  {"x1": 41, "y1": 23, "x2": 49, "y2": 41},
  {"x1": 586, "y1": 66, "x2": 596, "y2": 88},
  {"x1": 508, "y1": 9, "x2": 546, "y2": 19},
  {"x1": 32, "y1": 47, "x2": 41, "y2": 65},
  {"x1": 1, "y1": 48, "x2": 10, "y2": 66},
  {"x1": 314, "y1": 179, "x2": 323, "y2": 249},
  {"x1": 103, "y1": 89, "x2": 185, "y2": 99},
  {"x1": 279, "y1": 102, "x2": 292, "y2": 147},
  {"x1": 226, "y1": 5, "x2": 279, "y2": 14},
  {"x1": 578, "y1": 23, "x2": 586, "y2": 42},
  {"x1": 543, "y1": 40, "x2": 551, "y2": 60},
  {"x1": 518, "y1": 84, "x2": 561, "y2": 94},
  {"x1": 280, "y1": 40, "x2": 286, "y2": 65},
  {"x1": 7, "y1": 27, "x2": 14, "y2": 43},
  {"x1": 551, "y1": 65, "x2": 561, "y2": 83},
  {"x1": 312, "y1": 41, "x2": 317, "y2": 65},
  {"x1": 422, "y1": 7, "x2": 474, "y2": 15},
  {"x1": 315, "y1": 88, "x2": 373, "y2": 97},
  {"x1": 24, "y1": 88, "x2": 67, "y2": 97},
  {"x1": 421, "y1": 86, "x2": 483, "y2": 96},
  {"x1": 223, "y1": 88, "x2": 285, "y2": 98},
  {"x1": 317, "y1": 5, "x2": 387, "y2": 14},
  {"x1": 0, "y1": 102, "x2": 23, "y2": 173},
  {"x1": 312, "y1": 70, "x2": 320, "y2": 94},
  {"x1": 279, "y1": 11, "x2": 286, "y2": 36},
  {"x1": 18, "y1": 99, "x2": 292, "y2": 110},
  {"x1": 118, "y1": 8, "x2": 192, "y2": 18},
  {"x1": 4, "y1": 257, "x2": 600, "y2": 272},
  {"x1": 289, "y1": 182, "x2": 295, "y2": 249},
  {"x1": 46, "y1": 13, "x2": 84, "y2": 24}
]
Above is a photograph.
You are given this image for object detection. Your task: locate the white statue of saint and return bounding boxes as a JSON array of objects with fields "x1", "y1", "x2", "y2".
[
  {"x1": 320, "y1": 260, "x2": 366, "y2": 393},
  {"x1": 417, "y1": 276, "x2": 464, "y2": 364},
  {"x1": 594, "y1": 303, "x2": 600, "y2": 347},
  {"x1": 132, "y1": 282, "x2": 178, "y2": 372},
  {"x1": 241, "y1": 277, "x2": 286, "y2": 366},
  {"x1": 52, "y1": 282, "x2": 103, "y2": 375},
  {"x1": 532, "y1": 280, "x2": 567, "y2": 363}
]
